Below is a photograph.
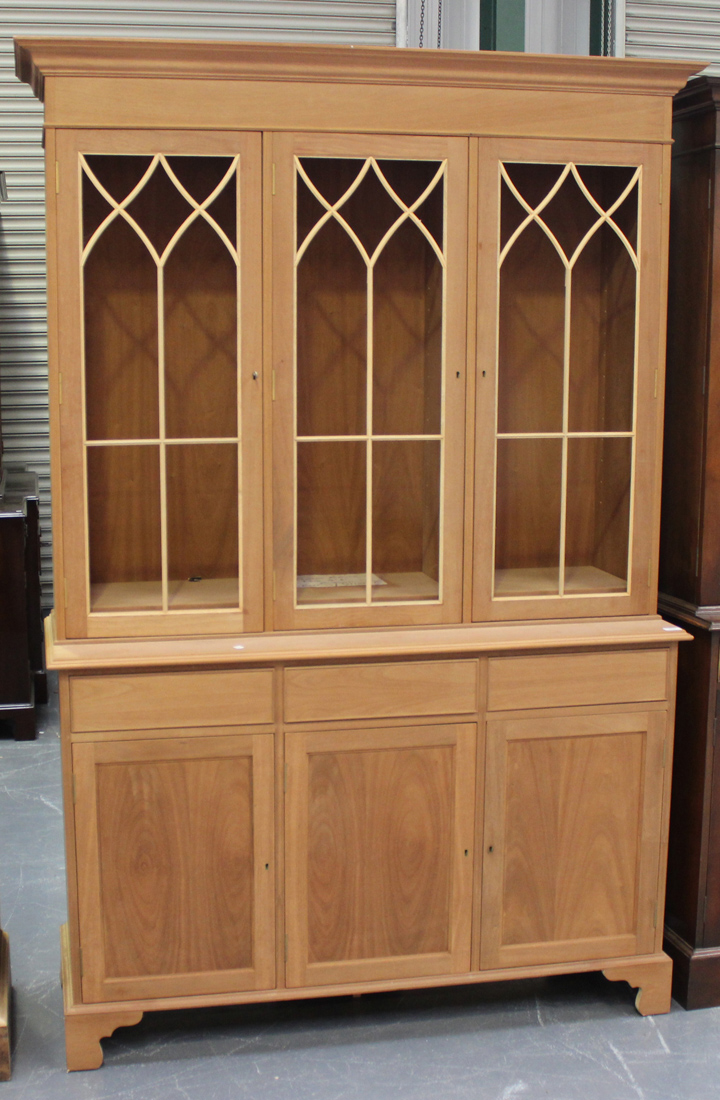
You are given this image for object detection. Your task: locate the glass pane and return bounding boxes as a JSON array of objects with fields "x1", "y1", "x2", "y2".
[
  {"x1": 372, "y1": 441, "x2": 440, "y2": 602},
  {"x1": 576, "y1": 165, "x2": 637, "y2": 221},
  {"x1": 296, "y1": 217, "x2": 367, "y2": 437},
  {"x1": 541, "y1": 171, "x2": 600, "y2": 260},
  {"x1": 297, "y1": 441, "x2": 366, "y2": 604},
  {"x1": 87, "y1": 445, "x2": 161, "y2": 611},
  {"x1": 332, "y1": 165, "x2": 402, "y2": 256},
  {"x1": 494, "y1": 438, "x2": 562, "y2": 597},
  {"x1": 373, "y1": 220, "x2": 442, "y2": 436},
  {"x1": 498, "y1": 219, "x2": 565, "y2": 434},
  {"x1": 84, "y1": 154, "x2": 153, "y2": 205},
  {"x1": 502, "y1": 163, "x2": 565, "y2": 221},
  {"x1": 569, "y1": 221, "x2": 636, "y2": 433},
  {"x1": 164, "y1": 217, "x2": 237, "y2": 439},
  {"x1": 125, "y1": 162, "x2": 193, "y2": 255},
  {"x1": 166, "y1": 444, "x2": 239, "y2": 610},
  {"x1": 84, "y1": 216, "x2": 159, "y2": 440},
  {"x1": 565, "y1": 437, "x2": 631, "y2": 594}
]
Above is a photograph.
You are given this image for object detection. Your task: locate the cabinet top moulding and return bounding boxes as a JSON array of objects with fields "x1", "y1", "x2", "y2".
[
  {"x1": 14, "y1": 39, "x2": 699, "y2": 143},
  {"x1": 44, "y1": 612, "x2": 689, "y2": 672}
]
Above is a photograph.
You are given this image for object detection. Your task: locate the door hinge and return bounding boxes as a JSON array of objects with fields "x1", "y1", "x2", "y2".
[{"x1": 55, "y1": 161, "x2": 59, "y2": 194}]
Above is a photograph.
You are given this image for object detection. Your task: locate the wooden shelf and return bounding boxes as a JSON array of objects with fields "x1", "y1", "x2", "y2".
[
  {"x1": 296, "y1": 571, "x2": 439, "y2": 605},
  {"x1": 494, "y1": 565, "x2": 627, "y2": 598}
]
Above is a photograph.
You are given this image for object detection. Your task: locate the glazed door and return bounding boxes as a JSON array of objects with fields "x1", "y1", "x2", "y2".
[
  {"x1": 73, "y1": 732, "x2": 275, "y2": 1002},
  {"x1": 271, "y1": 132, "x2": 469, "y2": 631},
  {"x1": 480, "y1": 710, "x2": 667, "y2": 970},
  {"x1": 473, "y1": 138, "x2": 667, "y2": 622},
  {"x1": 53, "y1": 130, "x2": 263, "y2": 639},
  {"x1": 285, "y1": 723, "x2": 476, "y2": 987}
]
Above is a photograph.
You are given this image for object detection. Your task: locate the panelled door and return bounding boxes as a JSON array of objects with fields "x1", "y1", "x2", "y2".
[
  {"x1": 73, "y1": 731, "x2": 275, "y2": 1002},
  {"x1": 53, "y1": 129, "x2": 264, "y2": 640},
  {"x1": 270, "y1": 132, "x2": 469, "y2": 631},
  {"x1": 480, "y1": 710, "x2": 667, "y2": 969},
  {"x1": 285, "y1": 723, "x2": 476, "y2": 987}
]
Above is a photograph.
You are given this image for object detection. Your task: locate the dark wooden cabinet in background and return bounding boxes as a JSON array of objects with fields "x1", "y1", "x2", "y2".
[
  {"x1": 661, "y1": 75, "x2": 720, "y2": 1009},
  {"x1": 0, "y1": 468, "x2": 47, "y2": 740}
]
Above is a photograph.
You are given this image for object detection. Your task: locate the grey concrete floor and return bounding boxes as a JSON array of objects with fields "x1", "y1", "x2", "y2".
[{"x1": 1, "y1": 677, "x2": 720, "y2": 1099}]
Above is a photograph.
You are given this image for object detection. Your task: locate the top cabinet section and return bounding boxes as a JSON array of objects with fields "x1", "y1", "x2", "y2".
[{"x1": 18, "y1": 40, "x2": 698, "y2": 640}]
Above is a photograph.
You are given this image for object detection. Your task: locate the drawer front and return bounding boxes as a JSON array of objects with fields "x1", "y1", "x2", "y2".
[
  {"x1": 487, "y1": 649, "x2": 668, "y2": 712},
  {"x1": 284, "y1": 660, "x2": 478, "y2": 723},
  {"x1": 69, "y1": 669, "x2": 275, "y2": 733}
]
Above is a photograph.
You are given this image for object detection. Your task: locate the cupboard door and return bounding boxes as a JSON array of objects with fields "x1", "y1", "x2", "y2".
[
  {"x1": 285, "y1": 724, "x2": 476, "y2": 987},
  {"x1": 473, "y1": 138, "x2": 667, "y2": 622},
  {"x1": 73, "y1": 732, "x2": 275, "y2": 1002},
  {"x1": 481, "y1": 711, "x2": 667, "y2": 970},
  {"x1": 271, "y1": 132, "x2": 468, "y2": 631},
  {"x1": 54, "y1": 129, "x2": 263, "y2": 639}
]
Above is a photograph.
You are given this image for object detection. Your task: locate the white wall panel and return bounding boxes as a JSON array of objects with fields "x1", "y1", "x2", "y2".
[{"x1": 625, "y1": 1, "x2": 720, "y2": 72}]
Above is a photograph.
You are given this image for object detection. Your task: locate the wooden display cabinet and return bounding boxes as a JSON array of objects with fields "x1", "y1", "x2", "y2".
[
  {"x1": 658, "y1": 76, "x2": 720, "y2": 1009},
  {"x1": 14, "y1": 39, "x2": 697, "y2": 1069}
]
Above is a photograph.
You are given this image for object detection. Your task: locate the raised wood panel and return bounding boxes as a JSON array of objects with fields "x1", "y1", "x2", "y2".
[
  {"x1": 487, "y1": 649, "x2": 667, "y2": 712},
  {"x1": 481, "y1": 711, "x2": 666, "y2": 969},
  {"x1": 74, "y1": 732, "x2": 275, "y2": 1001},
  {"x1": 69, "y1": 669, "x2": 274, "y2": 732},
  {"x1": 285, "y1": 724, "x2": 476, "y2": 987},
  {"x1": 284, "y1": 660, "x2": 478, "y2": 722}
]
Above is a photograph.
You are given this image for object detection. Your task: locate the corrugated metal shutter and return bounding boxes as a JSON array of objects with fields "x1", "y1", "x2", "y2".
[
  {"x1": 625, "y1": 1, "x2": 720, "y2": 72},
  {"x1": 0, "y1": 2, "x2": 396, "y2": 607}
]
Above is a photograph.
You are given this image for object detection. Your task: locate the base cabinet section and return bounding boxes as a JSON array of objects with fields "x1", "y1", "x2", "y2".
[
  {"x1": 57, "y1": 636, "x2": 680, "y2": 1068},
  {"x1": 284, "y1": 723, "x2": 477, "y2": 987},
  {"x1": 481, "y1": 711, "x2": 668, "y2": 969},
  {"x1": 72, "y1": 732, "x2": 276, "y2": 1002}
]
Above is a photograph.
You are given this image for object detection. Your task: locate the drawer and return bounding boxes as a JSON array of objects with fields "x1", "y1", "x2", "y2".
[
  {"x1": 284, "y1": 660, "x2": 478, "y2": 722},
  {"x1": 69, "y1": 669, "x2": 274, "y2": 733},
  {"x1": 487, "y1": 649, "x2": 668, "y2": 712}
]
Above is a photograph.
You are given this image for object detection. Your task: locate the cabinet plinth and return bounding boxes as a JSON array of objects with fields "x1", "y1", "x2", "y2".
[{"x1": 15, "y1": 37, "x2": 697, "y2": 1068}]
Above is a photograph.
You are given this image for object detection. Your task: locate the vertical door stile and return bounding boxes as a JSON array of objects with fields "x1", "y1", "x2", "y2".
[
  {"x1": 157, "y1": 261, "x2": 169, "y2": 613},
  {"x1": 366, "y1": 243, "x2": 373, "y2": 605},
  {"x1": 559, "y1": 255, "x2": 572, "y2": 599}
]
